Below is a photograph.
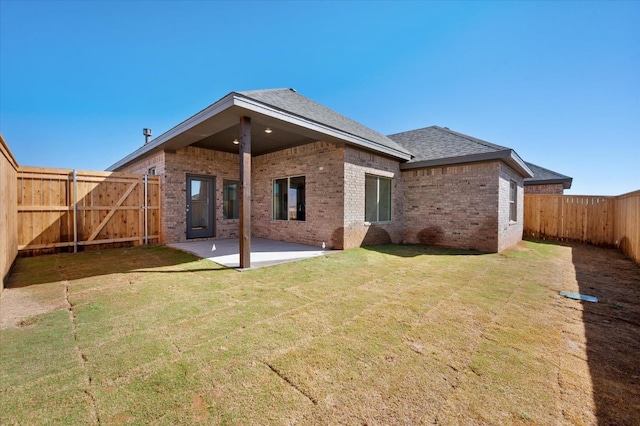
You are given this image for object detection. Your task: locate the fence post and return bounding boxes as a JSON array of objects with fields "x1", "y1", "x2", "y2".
[
  {"x1": 144, "y1": 174, "x2": 148, "y2": 245},
  {"x1": 73, "y1": 169, "x2": 78, "y2": 253}
]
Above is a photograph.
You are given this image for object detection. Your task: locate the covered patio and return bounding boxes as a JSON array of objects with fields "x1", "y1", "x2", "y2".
[
  {"x1": 108, "y1": 88, "x2": 412, "y2": 268},
  {"x1": 168, "y1": 237, "x2": 337, "y2": 270}
]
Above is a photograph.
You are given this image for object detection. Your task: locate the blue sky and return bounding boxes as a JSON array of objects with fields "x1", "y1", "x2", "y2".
[{"x1": 1, "y1": 0, "x2": 638, "y2": 195}]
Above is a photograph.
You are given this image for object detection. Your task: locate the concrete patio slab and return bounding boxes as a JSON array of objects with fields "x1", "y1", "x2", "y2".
[{"x1": 167, "y1": 237, "x2": 337, "y2": 269}]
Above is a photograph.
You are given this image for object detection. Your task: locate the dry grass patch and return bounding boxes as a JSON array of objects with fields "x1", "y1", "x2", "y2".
[{"x1": 1, "y1": 242, "x2": 639, "y2": 424}]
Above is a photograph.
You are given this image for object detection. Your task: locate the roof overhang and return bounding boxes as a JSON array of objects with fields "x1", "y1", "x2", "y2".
[
  {"x1": 400, "y1": 149, "x2": 534, "y2": 178},
  {"x1": 107, "y1": 92, "x2": 411, "y2": 171},
  {"x1": 524, "y1": 177, "x2": 573, "y2": 189}
]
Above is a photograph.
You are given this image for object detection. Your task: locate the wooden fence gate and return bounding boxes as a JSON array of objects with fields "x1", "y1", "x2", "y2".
[{"x1": 17, "y1": 167, "x2": 160, "y2": 254}]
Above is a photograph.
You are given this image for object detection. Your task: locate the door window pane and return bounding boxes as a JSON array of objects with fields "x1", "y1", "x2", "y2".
[
  {"x1": 186, "y1": 175, "x2": 215, "y2": 239},
  {"x1": 191, "y1": 180, "x2": 208, "y2": 229}
]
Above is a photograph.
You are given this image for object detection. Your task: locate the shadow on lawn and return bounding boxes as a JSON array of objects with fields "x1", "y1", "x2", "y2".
[
  {"x1": 362, "y1": 243, "x2": 488, "y2": 258},
  {"x1": 529, "y1": 237, "x2": 640, "y2": 425},
  {"x1": 567, "y1": 243, "x2": 640, "y2": 425},
  {"x1": 7, "y1": 245, "x2": 227, "y2": 288},
  {"x1": 532, "y1": 239, "x2": 640, "y2": 424}
]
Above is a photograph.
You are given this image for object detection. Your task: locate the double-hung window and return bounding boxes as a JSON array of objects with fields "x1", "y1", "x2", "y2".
[
  {"x1": 223, "y1": 179, "x2": 239, "y2": 220},
  {"x1": 509, "y1": 180, "x2": 517, "y2": 222},
  {"x1": 365, "y1": 175, "x2": 391, "y2": 222},
  {"x1": 273, "y1": 176, "x2": 305, "y2": 221}
]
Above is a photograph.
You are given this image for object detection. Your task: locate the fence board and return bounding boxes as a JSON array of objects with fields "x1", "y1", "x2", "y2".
[
  {"x1": 17, "y1": 168, "x2": 160, "y2": 255},
  {"x1": 1, "y1": 135, "x2": 19, "y2": 290},
  {"x1": 615, "y1": 191, "x2": 640, "y2": 264},
  {"x1": 524, "y1": 192, "x2": 639, "y2": 263}
]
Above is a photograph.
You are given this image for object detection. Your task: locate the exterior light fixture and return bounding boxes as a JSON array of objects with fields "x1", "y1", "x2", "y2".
[
  {"x1": 265, "y1": 127, "x2": 272, "y2": 134},
  {"x1": 233, "y1": 139, "x2": 239, "y2": 145}
]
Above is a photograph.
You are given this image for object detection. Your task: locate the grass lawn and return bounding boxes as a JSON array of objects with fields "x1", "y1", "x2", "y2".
[{"x1": 1, "y1": 241, "x2": 638, "y2": 424}]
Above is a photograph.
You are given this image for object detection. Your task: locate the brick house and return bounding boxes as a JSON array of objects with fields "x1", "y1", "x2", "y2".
[
  {"x1": 108, "y1": 88, "x2": 569, "y2": 265},
  {"x1": 524, "y1": 162, "x2": 573, "y2": 194}
]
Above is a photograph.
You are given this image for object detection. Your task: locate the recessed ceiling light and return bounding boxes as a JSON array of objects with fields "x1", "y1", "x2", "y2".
[
  {"x1": 232, "y1": 139, "x2": 239, "y2": 145},
  {"x1": 265, "y1": 127, "x2": 272, "y2": 134}
]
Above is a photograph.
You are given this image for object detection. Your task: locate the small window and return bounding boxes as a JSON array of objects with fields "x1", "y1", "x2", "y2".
[
  {"x1": 273, "y1": 176, "x2": 305, "y2": 221},
  {"x1": 223, "y1": 180, "x2": 239, "y2": 220},
  {"x1": 365, "y1": 175, "x2": 391, "y2": 222},
  {"x1": 148, "y1": 167, "x2": 156, "y2": 175},
  {"x1": 509, "y1": 180, "x2": 517, "y2": 222}
]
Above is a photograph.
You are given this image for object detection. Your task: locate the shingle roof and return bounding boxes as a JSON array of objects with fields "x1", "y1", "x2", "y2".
[
  {"x1": 387, "y1": 125, "x2": 533, "y2": 177},
  {"x1": 237, "y1": 88, "x2": 412, "y2": 157},
  {"x1": 387, "y1": 125, "x2": 510, "y2": 162},
  {"x1": 524, "y1": 162, "x2": 573, "y2": 188}
]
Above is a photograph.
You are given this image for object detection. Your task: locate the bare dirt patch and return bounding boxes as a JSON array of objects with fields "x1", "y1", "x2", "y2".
[{"x1": 0, "y1": 285, "x2": 66, "y2": 329}]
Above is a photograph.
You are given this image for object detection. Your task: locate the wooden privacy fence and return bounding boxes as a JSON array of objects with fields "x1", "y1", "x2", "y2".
[
  {"x1": 524, "y1": 192, "x2": 640, "y2": 264},
  {"x1": 1, "y1": 135, "x2": 19, "y2": 290},
  {"x1": 524, "y1": 195, "x2": 615, "y2": 245},
  {"x1": 18, "y1": 167, "x2": 160, "y2": 254}
]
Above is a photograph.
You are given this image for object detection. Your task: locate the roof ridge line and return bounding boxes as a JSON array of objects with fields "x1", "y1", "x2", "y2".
[
  {"x1": 237, "y1": 88, "x2": 292, "y2": 93},
  {"x1": 387, "y1": 125, "x2": 438, "y2": 138},
  {"x1": 434, "y1": 126, "x2": 509, "y2": 151}
]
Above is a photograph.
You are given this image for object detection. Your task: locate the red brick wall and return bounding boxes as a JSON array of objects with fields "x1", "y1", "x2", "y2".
[
  {"x1": 252, "y1": 141, "x2": 346, "y2": 249},
  {"x1": 524, "y1": 183, "x2": 565, "y2": 194},
  {"x1": 120, "y1": 147, "x2": 239, "y2": 244},
  {"x1": 401, "y1": 161, "x2": 501, "y2": 252},
  {"x1": 497, "y1": 162, "x2": 524, "y2": 252},
  {"x1": 120, "y1": 142, "x2": 346, "y2": 247},
  {"x1": 119, "y1": 151, "x2": 165, "y2": 176},
  {"x1": 163, "y1": 147, "x2": 240, "y2": 243},
  {"x1": 343, "y1": 147, "x2": 404, "y2": 249},
  {"x1": 119, "y1": 145, "x2": 525, "y2": 253}
]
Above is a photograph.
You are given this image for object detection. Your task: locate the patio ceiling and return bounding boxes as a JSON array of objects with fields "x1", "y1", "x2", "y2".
[{"x1": 190, "y1": 110, "x2": 321, "y2": 156}]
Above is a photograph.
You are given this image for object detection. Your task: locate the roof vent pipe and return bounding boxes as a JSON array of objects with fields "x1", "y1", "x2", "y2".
[{"x1": 143, "y1": 128, "x2": 152, "y2": 144}]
